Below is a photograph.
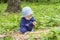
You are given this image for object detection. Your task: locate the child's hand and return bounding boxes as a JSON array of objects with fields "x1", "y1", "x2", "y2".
[{"x1": 32, "y1": 21, "x2": 36, "y2": 26}]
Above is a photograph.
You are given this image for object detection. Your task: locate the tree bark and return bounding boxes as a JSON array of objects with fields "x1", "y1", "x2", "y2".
[
  {"x1": 6, "y1": 0, "x2": 21, "y2": 13},
  {"x1": 29, "y1": 0, "x2": 33, "y2": 3}
]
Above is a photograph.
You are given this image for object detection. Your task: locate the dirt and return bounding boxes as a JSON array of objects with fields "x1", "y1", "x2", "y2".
[{"x1": 10, "y1": 29, "x2": 50, "y2": 40}]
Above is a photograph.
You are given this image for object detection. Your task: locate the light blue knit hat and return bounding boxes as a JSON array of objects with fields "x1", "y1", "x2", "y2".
[{"x1": 22, "y1": 6, "x2": 33, "y2": 17}]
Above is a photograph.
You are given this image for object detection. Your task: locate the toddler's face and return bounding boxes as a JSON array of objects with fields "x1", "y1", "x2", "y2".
[{"x1": 25, "y1": 14, "x2": 32, "y2": 20}]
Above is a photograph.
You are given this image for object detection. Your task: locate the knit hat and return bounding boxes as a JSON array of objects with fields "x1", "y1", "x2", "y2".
[{"x1": 22, "y1": 6, "x2": 33, "y2": 17}]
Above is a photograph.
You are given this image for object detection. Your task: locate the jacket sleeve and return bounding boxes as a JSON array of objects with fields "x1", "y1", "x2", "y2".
[
  {"x1": 20, "y1": 18, "x2": 28, "y2": 27},
  {"x1": 20, "y1": 19, "x2": 27, "y2": 34},
  {"x1": 29, "y1": 17, "x2": 36, "y2": 27},
  {"x1": 31, "y1": 17, "x2": 36, "y2": 22}
]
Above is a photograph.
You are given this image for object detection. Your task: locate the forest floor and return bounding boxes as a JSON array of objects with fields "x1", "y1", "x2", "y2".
[
  {"x1": 0, "y1": 1, "x2": 60, "y2": 40},
  {"x1": 0, "y1": 28, "x2": 50, "y2": 40}
]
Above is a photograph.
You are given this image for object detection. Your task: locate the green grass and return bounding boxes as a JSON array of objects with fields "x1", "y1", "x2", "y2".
[
  {"x1": 0, "y1": 2, "x2": 60, "y2": 40},
  {"x1": 0, "y1": 1, "x2": 60, "y2": 33}
]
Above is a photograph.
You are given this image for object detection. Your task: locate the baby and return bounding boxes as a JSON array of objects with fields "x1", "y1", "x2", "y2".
[{"x1": 20, "y1": 6, "x2": 36, "y2": 34}]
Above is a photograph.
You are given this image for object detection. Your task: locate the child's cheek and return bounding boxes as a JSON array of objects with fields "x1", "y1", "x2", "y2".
[
  {"x1": 25, "y1": 17, "x2": 32, "y2": 20},
  {"x1": 26, "y1": 18, "x2": 30, "y2": 20}
]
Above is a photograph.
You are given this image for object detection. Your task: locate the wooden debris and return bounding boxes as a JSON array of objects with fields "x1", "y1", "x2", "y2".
[
  {"x1": 10, "y1": 29, "x2": 50, "y2": 40},
  {"x1": 0, "y1": 33, "x2": 6, "y2": 40}
]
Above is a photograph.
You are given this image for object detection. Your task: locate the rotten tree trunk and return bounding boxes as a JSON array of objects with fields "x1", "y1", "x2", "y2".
[
  {"x1": 29, "y1": 0, "x2": 33, "y2": 3},
  {"x1": 6, "y1": 0, "x2": 21, "y2": 13}
]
